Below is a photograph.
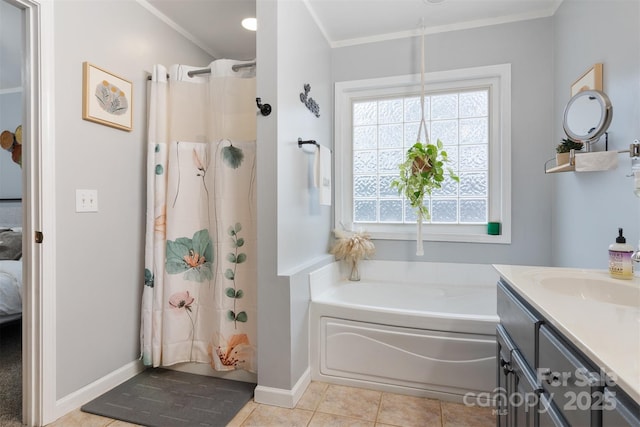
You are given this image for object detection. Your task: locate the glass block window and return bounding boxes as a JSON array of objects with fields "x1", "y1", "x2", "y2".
[
  {"x1": 335, "y1": 64, "x2": 511, "y2": 243},
  {"x1": 352, "y1": 89, "x2": 489, "y2": 224}
]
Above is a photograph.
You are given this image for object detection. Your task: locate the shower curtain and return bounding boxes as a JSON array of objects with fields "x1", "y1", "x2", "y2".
[{"x1": 141, "y1": 60, "x2": 257, "y2": 373}]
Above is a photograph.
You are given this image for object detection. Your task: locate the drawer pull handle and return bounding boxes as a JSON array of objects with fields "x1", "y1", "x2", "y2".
[
  {"x1": 500, "y1": 358, "x2": 512, "y2": 375},
  {"x1": 539, "y1": 369, "x2": 560, "y2": 384}
]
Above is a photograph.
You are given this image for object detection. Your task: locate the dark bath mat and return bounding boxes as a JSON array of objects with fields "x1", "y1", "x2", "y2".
[{"x1": 81, "y1": 368, "x2": 255, "y2": 427}]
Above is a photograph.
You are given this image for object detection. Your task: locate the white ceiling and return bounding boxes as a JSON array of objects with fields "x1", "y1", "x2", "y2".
[
  {"x1": 143, "y1": 0, "x2": 257, "y2": 60},
  {"x1": 144, "y1": 0, "x2": 562, "y2": 59},
  {"x1": 0, "y1": 0, "x2": 563, "y2": 90}
]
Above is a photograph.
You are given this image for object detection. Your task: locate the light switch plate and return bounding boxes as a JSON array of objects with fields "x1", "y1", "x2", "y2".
[{"x1": 76, "y1": 189, "x2": 98, "y2": 212}]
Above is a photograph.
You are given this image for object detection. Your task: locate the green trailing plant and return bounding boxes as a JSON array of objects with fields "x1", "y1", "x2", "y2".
[
  {"x1": 391, "y1": 139, "x2": 459, "y2": 221},
  {"x1": 556, "y1": 138, "x2": 584, "y2": 153}
]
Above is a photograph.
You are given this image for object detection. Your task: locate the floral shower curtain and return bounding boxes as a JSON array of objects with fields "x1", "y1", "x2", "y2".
[{"x1": 141, "y1": 60, "x2": 257, "y2": 373}]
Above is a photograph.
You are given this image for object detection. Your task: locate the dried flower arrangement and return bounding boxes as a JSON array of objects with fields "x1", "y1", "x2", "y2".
[{"x1": 330, "y1": 228, "x2": 375, "y2": 281}]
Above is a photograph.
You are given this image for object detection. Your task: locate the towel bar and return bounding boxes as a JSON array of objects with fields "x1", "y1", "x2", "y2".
[{"x1": 298, "y1": 138, "x2": 319, "y2": 148}]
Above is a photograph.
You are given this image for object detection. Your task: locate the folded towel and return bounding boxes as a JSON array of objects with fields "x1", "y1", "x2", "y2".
[
  {"x1": 314, "y1": 145, "x2": 332, "y2": 206},
  {"x1": 575, "y1": 151, "x2": 618, "y2": 172}
]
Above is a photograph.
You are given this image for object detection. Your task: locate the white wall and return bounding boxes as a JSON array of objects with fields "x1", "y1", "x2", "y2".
[
  {"x1": 53, "y1": 0, "x2": 213, "y2": 399},
  {"x1": 552, "y1": 0, "x2": 640, "y2": 268},
  {"x1": 332, "y1": 18, "x2": 555, "y2": 266},
  {"x1": 257, "y1": 0, "x2": 332, "y2": 393}
]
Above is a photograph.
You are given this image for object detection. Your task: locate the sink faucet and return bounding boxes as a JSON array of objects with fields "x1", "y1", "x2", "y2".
[{"x1": 633, "y1": 245, "x2": 640, "y2": 277}]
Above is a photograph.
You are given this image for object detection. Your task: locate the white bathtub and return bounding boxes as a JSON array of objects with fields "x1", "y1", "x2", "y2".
[{"x1": 309, "y1": 260, "x2": 499, "y2": 402}]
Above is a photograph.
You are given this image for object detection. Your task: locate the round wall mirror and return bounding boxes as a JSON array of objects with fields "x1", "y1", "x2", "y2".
[{"x1": 563, "y1": 90, "x2": 612, "y2": 144}]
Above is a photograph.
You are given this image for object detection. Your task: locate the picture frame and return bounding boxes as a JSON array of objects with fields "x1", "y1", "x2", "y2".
[
  {"x1": 570, "y1": 63, "x2": 603, "y2": 97},
  {"x1": 82, "y1": 62, "x2": 133, "y2": 131}
]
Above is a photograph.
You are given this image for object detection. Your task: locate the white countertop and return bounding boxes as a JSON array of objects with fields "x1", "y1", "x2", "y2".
[{"x1": 493, "y1": 264, "x2": 640, "y2": 404}]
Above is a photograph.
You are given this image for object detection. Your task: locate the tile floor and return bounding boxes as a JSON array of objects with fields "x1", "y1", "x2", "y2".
[{"x1": 45, "y1": 382, "x2": 495, "y2": 427}]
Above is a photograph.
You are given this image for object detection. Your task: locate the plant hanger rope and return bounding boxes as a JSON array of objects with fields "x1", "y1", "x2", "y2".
[
  {"x1": 415, "y1": 24, "x2": 428, "y2": 256},
  {"x1": 417, "y1": 23, "x2": 430, "y2": 146},
  {"x1": 390, "y1": 22, "x2": 458, "y2": 257}
]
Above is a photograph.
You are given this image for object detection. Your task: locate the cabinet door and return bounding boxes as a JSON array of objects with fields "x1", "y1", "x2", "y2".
[
  {"x1": 511, "y1": 350, "x2": 541, "y2": 427},
  {"x1": 497, "y1": 325, "x2": 515, "y2": 427},
  {"x1": 538, "y1": 393, "x2": 569, "y2": 427},
  {"x1": 538, "y1": 326, "x2": 603, "y2": 427}
]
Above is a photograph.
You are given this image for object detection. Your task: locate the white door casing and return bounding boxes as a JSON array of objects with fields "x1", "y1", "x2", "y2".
[{"x1": 8, "y1": 0, "x2": 56, "y2": 425}]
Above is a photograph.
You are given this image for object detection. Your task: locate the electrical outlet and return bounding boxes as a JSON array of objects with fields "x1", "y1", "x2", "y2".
[{"x1": 76, "y1": 189, "x2": 98, "y2": 212}]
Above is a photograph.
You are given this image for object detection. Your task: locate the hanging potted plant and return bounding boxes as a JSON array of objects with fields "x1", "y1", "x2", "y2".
[
  {"x1": 391, "y1": 139, "x2": 458, "y2": 256},
  {"x1": 389, "y1": 26, "x2": 458, "y2": 256}
]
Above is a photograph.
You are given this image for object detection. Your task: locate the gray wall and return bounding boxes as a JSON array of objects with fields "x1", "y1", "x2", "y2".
[
  {"x1": 53, "y1": 1, "x2": 212, "y2": 398},
  {"x1": 0, "y1": 91, "x2": 22, "y2": 199},
  {"x1": 0, "y1": 1, "x2": 23, "y2": 203},
  {"x1": 332, "y1": 18, "x2": 555, "y2": 266},
  {"x1": 0, "y1": 0, "x2": 22, "y2": 89},
  {"x1": 552, "y1": 0, "x2": 640, "y2": 268},
  {"x1": 257, "y1": 0, "x2": 333, "y2": 391}
]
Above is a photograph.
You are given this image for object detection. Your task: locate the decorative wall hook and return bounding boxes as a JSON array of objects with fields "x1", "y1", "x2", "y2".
[{"x1": 256, "y1": 97, "x2": 272, "y2": 116}]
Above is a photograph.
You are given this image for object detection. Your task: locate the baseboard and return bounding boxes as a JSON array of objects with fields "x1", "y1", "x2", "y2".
[
  {"x1": 53, "y1": 359, "x2": 145, "y2": 421},
  {"x1": 254, "y1": 368, "x2": 311, "y2": 408}
]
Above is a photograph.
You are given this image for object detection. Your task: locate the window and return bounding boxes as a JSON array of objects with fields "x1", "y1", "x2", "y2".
[{"x1": 335, "y1": 64, "x2": 511, "y2": 243}]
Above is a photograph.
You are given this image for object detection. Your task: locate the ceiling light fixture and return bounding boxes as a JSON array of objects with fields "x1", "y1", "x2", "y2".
[
  {"x1": 424, "y1": 0, "x2": 446, "y2": 3},
  {"x1": 241, "y1": 17, "x2": 257, "y2": 31}
]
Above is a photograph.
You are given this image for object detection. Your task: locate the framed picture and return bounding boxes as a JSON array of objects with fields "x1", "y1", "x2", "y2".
[
  {"x1": 82, "y1": 62, "x2": 133, "y2": 131},
  {"x1": 570, "y1": 63, "x2": 603, "y2": 97}
]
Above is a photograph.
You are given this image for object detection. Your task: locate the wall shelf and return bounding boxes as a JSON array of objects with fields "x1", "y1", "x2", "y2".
[
  {"x1": 545, "y1": 162, "x2": 575, "y2": 173},
  {"x1": 545, "y1": 143, "x2": 640, "y2": 174}
]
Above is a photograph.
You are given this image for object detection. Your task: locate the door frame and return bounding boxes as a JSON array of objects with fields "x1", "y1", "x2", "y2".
[{"x1": 8, "y1": 0, "x2": 56, "y2": 425}]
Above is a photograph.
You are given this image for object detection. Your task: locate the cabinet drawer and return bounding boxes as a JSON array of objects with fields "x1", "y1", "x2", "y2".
[
  {"x1": 538, "y1": 325, "x2": 603, "y2": 427},
  {"x1": 603, "y1": 388, "x2": 640, "y2": 427},
  {"x1": 497, "y1": 280, "x2": 541, "y2": 368}
]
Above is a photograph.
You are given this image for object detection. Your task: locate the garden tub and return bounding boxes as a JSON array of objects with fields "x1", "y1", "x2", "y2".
[{"x1": 309, "y1": 260, "x2": 499, "y2": 401}]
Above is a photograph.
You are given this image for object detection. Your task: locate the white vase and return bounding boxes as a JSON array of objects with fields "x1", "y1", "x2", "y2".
[{"x1": 349, "y1": 260, "x2": 360, "y2": 281}]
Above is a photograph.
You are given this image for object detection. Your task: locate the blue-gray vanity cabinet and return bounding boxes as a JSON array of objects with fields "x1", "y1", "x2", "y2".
[{"x1": 496, "y1": 278, "x2": 640, "y2": 427}]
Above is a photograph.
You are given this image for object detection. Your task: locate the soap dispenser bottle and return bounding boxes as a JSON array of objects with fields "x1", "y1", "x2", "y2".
[{"x1": 609, "y1": 228, "x2": 634, "y2": 279}]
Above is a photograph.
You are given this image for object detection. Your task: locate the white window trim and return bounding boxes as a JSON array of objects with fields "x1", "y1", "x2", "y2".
[{"x1": 335, "y1": 63, "x2": 511, "y2": 244}]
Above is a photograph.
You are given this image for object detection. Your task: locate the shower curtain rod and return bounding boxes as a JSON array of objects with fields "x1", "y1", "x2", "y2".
[
  {"x1": 187, "y1": 61, "x2": 256, "y2": 77},
  {"x1": 146, "y1": 61, "x2": 256, "y2": 80}
]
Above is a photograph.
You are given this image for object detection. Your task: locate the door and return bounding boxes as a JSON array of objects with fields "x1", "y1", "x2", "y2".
[{"x1": 2, "y1": 0, "x2": 55, "y2": 425}]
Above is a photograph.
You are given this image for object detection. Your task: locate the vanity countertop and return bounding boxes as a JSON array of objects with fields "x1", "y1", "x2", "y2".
[{"x1": 493, "y1": 264, "x2": 640, "y2": 404}]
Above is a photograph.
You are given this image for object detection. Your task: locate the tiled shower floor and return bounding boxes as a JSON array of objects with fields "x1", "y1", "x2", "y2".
[{"x1": 46, "y1": 381, "x2": 495, "y2": 427}]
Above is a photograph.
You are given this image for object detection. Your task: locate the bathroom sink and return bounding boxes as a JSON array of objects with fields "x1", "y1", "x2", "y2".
[{"x1": 537, "y1": 273, "x2": 640, "y2": 307}]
